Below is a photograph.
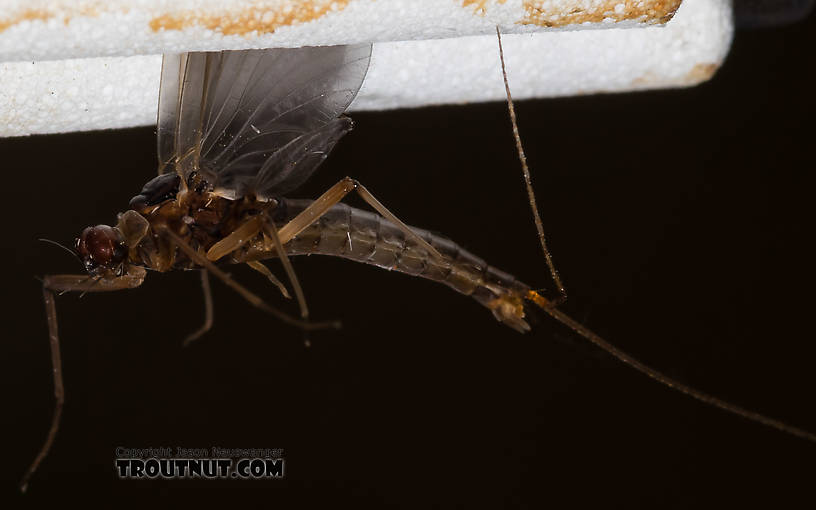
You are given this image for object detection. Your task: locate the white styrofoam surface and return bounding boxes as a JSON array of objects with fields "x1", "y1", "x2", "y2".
[
  {"x1": 0, "y1": 0, "x2": 683, "y2": 61},
  {"x1": 0, "y1": 0, "x2": 732, "y2": 137}
]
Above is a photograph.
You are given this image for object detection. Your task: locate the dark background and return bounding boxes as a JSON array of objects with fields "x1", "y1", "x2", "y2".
[{"x1": 3, "y1": 7, "x2": 815, "y2": 508}]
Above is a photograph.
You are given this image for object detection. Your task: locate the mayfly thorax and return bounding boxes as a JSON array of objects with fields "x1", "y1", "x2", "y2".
[{"x1": 21, "y1": 34, "x2": 816, "y2": 492}]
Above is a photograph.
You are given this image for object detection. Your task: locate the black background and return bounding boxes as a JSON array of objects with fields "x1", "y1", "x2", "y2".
[{"x1": 3, "y1": 12, "x2": 815, "y2": 508}]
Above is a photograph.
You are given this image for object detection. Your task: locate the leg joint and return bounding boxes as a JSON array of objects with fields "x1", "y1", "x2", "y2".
[{"x1": 341, "y1": 176, "x2": 359, "y2": 192}]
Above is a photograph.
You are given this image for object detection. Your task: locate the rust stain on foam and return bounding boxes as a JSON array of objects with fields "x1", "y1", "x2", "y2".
[
  {"x1": 0, "y1": 4, "x2": 104, "y2": 33},
  {"x1": 150, "y1": 1, "x2": 350, "y2": 36},
  {"x1": 0, "y1": 9, "x2": 54, "y2": 33},
  {"x1": 462, "y1": 0, "x2": 508, "y2": 16},
  {"x1": 632, "y1": 62, "x2": 721, "y2": 88},
  {"x1": 521, "y1": 0, "x2": 683, "y2": 28},
  {"x1": 684, "y1": 62, "x2": 719, "y2": 83}
]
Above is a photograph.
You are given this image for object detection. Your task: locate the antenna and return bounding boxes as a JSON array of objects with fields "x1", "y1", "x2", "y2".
[{"x1": 38, "y1": 238, "x2": 83, "y2": 269}]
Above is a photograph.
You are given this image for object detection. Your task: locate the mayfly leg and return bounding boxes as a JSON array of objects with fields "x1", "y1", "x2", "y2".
[
  {"x1": 260, "y1": 215, "x2": 309, "y2": 318},
  {"x1": 157, "y1": 226, "x2": 339, "y2": 331},
  {"x1": 202, "y1": 178, "x2": 445, "y2": 339},
  {"x1": 246, "y1": 261, "x2": 292, "y2": 300},
  {"x1": 264, "y1": 177, "x2": 458, "y2": 344},
  {"x1": 275, "y1": 177, "x2": 447, "y2": 264},
  {"x1": 203, "y1": 214, "x2": 311, "y2": 323},
  {"x1": 183, "y1": 270, "x2": 214, "y2": 346},
  {"x1": 21, "y1": 271, "x2": 147, "y2": 492},
  {"x1": 261, "y1": 216, "x2": 315, "y2": 347},
  {"x1": 20, "y1": 287, "x2": 62, "y2": 494}
]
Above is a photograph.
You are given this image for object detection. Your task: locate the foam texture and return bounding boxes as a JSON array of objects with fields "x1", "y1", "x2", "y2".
[{"x1": 0, "y1": 0, "x2": 732, "y2": 137}]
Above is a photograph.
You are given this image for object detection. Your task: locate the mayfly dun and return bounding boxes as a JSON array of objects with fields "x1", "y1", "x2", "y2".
[{"x1": 20, "y1": 37, "x2": 815, "y2": 493}]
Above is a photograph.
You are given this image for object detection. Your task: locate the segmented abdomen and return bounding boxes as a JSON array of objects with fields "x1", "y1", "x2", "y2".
[{"x1": 239, "y1": 199, "x2": 533, "y2": 331}]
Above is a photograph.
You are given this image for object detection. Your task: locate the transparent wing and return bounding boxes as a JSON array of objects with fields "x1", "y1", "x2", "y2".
[
  {"x1": 157, "y1": 53, "x2": 209, "y2": 178},
  {"x1": 156, "y1": 53, "x2": 182, "y2": 174},
  {"x1": 156, "y1": 44, "x2": 372, "y2": 199}
]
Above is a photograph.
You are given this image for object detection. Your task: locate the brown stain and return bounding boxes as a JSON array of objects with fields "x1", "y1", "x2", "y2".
[
  {"x1": 520, "y1": 0, "x2": 683, "y2": 28},
  {"x1": 0, "y1": 9, "x2": 54, "y2": 33},
  {"x1": 77, "y1": 5, "x2": 103, "y2": 18},
  {"x1": 150, "y1": 1, "x2": 350, "y2": 36},
  {"x1": 631, "y1": 62, "x2": 720, "y2": 88},
  {"x1": 462, "y1": 0, "x2": 507, "y2": 16},
  {"x1": 684, "y1": 62, "x2": 719, "y2": 83},
  {"x1": 630, "y1": 71, "x2": 660, "y2": 87},
  {"x1": 0, "y1": 4, "x2": 106, "y2": 32}
]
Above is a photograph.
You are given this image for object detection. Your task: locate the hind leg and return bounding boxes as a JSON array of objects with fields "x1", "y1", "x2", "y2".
[{"x1": 184, "y1": 270, "x2": 215, "y2": 346}]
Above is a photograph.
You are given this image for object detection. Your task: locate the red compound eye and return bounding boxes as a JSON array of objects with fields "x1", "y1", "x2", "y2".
[{"x1": 76, "y1": 225, "x2": 126, "y2": 271}]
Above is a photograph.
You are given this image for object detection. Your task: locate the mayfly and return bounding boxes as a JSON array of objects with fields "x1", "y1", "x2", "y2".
[{"x1": 21, "y1": 41, "x2": 815, "y2": 492}]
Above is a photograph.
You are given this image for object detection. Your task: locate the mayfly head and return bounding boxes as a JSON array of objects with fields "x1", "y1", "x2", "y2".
[{"x1": 75, "y1": 224, "x2": 128, "y2": 275}]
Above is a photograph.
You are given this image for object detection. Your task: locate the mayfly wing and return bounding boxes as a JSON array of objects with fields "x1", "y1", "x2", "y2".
[
  {"x1": 201, "y1": 44, "x2": 372, "y2": 199},
  {"x1": 156, "y1": 44, "x2": 372, "y2": 198},
  {"x1": 156, "y1": 53, "x2": 208, "y2": 177},
  {"x1": 156, "y1": 53, "x2": 181, "y2": 174},
  {"x1": 157, "y1": 51, "x2": 266, "y2": 176}
]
